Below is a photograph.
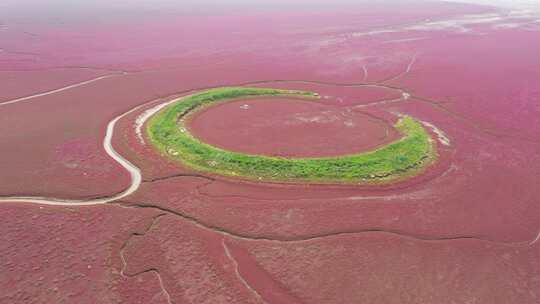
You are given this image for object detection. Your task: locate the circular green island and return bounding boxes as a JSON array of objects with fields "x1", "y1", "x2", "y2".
[{"x1": 146, "y1": 87, "x2": 436, "y2": 184}]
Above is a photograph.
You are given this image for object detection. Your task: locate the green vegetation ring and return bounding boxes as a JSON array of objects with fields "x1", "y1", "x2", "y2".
[{"x1": 147, "y1": 87, "x2": 436, "y2": 184}]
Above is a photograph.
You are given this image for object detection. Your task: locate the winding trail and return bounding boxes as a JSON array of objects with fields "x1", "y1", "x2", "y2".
[
  {"x1": 0, "y1": 72, "x2": 126, "y2": 107},
  {"x1": 0, "y1": 98, "x2": 146, "y2": 205}
]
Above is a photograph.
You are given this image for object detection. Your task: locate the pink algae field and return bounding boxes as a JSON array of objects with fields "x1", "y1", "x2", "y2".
[{"x1": 1, "y1": 0, "x2": 539, "y2": 303}]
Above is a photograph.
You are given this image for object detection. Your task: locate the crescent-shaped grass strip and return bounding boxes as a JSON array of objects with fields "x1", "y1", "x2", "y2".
[{"x1": 147, "y1": 87, "x2": 436, "y2": 184}]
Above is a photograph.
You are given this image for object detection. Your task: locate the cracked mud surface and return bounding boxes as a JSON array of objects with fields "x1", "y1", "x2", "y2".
[{"x1": 1, "y1": 1, "x2": 540, "y2": 303}]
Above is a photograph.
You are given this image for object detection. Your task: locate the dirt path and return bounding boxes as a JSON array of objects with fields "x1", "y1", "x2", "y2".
[
  {"x1": 0, "y1": 101, "x2": 143, "y2": 206},
  {"x1": 0, "y1": 73, "x2": 125, "y2": 107}
]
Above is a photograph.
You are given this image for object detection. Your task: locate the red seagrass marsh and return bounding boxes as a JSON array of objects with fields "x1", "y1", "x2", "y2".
[
  {"x1": 187, "y1": 97, "x2": 401, "y2": 158},
  {"x1": 1, "y1": 0, "x2": 539, "y2": 303}
]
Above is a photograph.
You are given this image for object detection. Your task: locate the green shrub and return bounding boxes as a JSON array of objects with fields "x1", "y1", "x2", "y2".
[{"x1": 147, "y1": 87, "x2": 435, "y2": 184}]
